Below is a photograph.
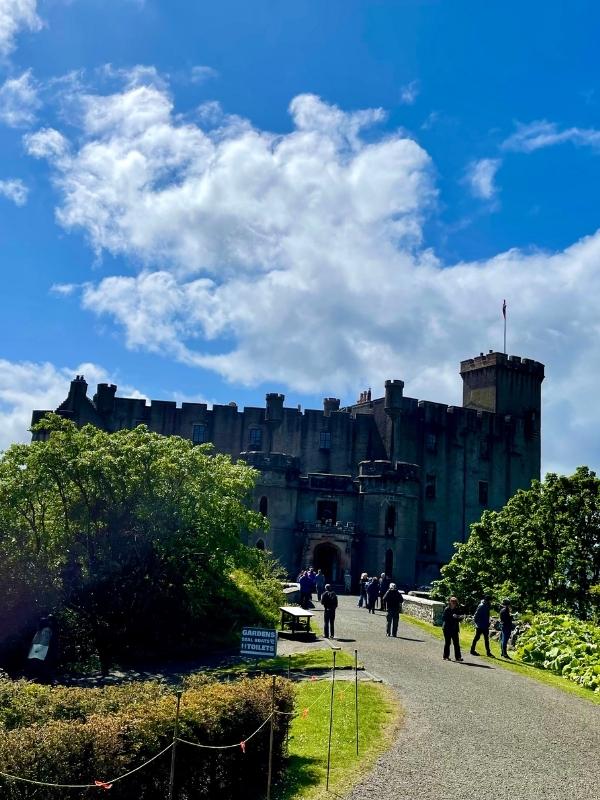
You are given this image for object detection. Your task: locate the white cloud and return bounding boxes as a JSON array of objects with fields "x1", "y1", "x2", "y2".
[
  {"x1": 24, "y1": 77, "x2": 600, "y2": 474},
  {"x1": 502, "y1": 120, "x2": 600, "y2": 153},
  {"x1": 0, "y1": 176, "x2": 27, "y2": 204},
  {"x1": 0, "y1": 0, "x2": 41, "y2": 56},
  {"x1": 464, "y1": 157, "x2": 501, "y2": 200},
  {"x1": 399, "y1": 80, "x2": 419, "y2": 105},
  {"x1": 0, "y1": 359, "x2": 145, "y2": 452},
  {"x1": 190, "y1": 65, "x2": 218, "y2": 84},
  {"x1": 0, "y1": 69, "x2": 40, "y2": 126}
]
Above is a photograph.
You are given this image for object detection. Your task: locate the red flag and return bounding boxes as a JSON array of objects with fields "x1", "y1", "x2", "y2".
[
  {"x1": 302, "y1": 708, "x2": 309, "y2": 718},
  {"x1": 240, "y1": 740, "x2": 246, "y2": 754},
  {"x1": 94, "y1": 780, "x2": 113, "y2": 790},
  {"x1": 502, "y1": 299, "x2": 506, "y2": 319}
]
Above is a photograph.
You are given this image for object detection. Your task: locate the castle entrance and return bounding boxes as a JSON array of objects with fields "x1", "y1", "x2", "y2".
[{"x1": 313, "y1": 542, "x2": 341, "y2": 583}]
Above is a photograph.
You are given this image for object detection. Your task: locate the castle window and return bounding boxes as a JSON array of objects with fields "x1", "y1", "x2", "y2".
[
  {"x1": 384, "y1": 504, "x2": 396, "y2": 537},
  {"x1": 479, "y1": 437, "x2": 490, "y2": 460},
  {"x1": 255, "y1": 539, "x2": 265, "y2": 550},
  {"x1": 248, "y1": 428, "x2": 262, "y2": 448},
  {"x1": 425, "y1": 432, "x2": 437, "y2": 453},
  {"x1": 425, "y1": 473, "x2": 436, "y2": 500},
  {"x1": 192, "y1": 423, "x2": 208, "y2": 444},
  {"x1": 259, "y1": 496, "x2": 268, "y2": 517},
  {"x1": 478, "y1": 480, "x2": 489, "y2": 506},
  {"x1": 420, "y1": 522, "x2": 437, "y2": 554},
  {"x1": 319, "y1": 431, "x2": 331, "y2": 450},
  {"x1": 385, "y1": 549, "x2": 394, "y2": 577},
  {"x1": 317, "y1": 500, "x2": 337, "y2": 524}
]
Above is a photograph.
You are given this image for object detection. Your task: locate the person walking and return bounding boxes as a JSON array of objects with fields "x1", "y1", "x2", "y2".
[
  {"x1": 442, "y1": 596, "x2": 464, "y2": 661},
  {"x1": 321, "y1": 584, "x2": 338, "y2": 638},
  {"x1": 383, "y1": 583, "x2": 403, "y2": 637},
  {"x1": 470, "y1": 596, "x2": 493, "y2": 656},
  {"x1": 366, "y1": 576, "x2": 380, "y2": 614},
  {"x1": 299, "y1": 571, "x2": 313, "y2": 609},
  {"x1": 315, "y1": 569, "x2": 326, "y2": 602},
  {"x1": 379, "y1": 573, "x2": 391, "y2": 612},
  {"x1": 499, "y1": 599, "x2": 514, "y2": 658},
  {"x1": 358, "y1": 572, "x2": 368, "y2": 607}
]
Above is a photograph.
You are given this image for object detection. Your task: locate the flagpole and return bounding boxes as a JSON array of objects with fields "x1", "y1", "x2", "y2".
[{"x1": 503, "y1": 299, "x2": 507, "y2": 354}]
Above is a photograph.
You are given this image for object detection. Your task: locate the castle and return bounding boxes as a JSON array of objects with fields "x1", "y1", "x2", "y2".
[{"x1": 31, "y1": 351, "x2": 544, "y2": 588}]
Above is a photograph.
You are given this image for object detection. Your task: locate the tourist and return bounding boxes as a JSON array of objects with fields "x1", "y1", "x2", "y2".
[
  {"x1": 358, "y1": 572, "x2": 369, "y2": 607},
  {"x1": 379, "y1": 573, "x2": 390, "y2": 611},
  {"x1": 315, "y1": 569, "x2": 326, "y2": 601},
  {"x1": 366, "y1": 576, "x2": 380, "y2": 614},
  {"x1": 442, "y1": 596, "x2": 464, "y2": 661},
  {"x1": 470, "y1": 595, "x2": 493, "y2": 656},
  {"x1": 299, "y1": 571, "x2": 313, "y2": 608},
  {"x1": 499, "y1": 599, "x2": 514, "y2": 658},
  {"x1": 383, "y1": 583, "x2": 403, "y2": 637},
  {"x1": 321, "y1": 584, "x2": 338, "y2": 638}
]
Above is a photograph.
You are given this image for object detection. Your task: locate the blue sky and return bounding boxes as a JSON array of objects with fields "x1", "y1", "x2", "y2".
[{"x1": 1, "y1": 0, "x2": 600, "y2": 475}]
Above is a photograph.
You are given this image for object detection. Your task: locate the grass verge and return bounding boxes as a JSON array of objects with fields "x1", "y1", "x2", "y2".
[
  {"x1": 275, "y1": 680, "x2": 401, "y2": 800},
  {"x1": 401, "y1": 614, "x2": 600, "y2": 705},
  {"x1": 209, "y1": 649, "x2": 357, "y2": 677}
]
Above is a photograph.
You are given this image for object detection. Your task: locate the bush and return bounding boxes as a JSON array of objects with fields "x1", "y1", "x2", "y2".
[
  {"x1": 517, "y1": 614, "x2": 600, "y2": 693},
  {"x1": 0, "y1": 676, "x2": 294, "y2": 799}
]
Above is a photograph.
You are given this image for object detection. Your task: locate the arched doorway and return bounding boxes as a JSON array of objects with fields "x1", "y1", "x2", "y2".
[
  {"x1": 313, "y1": 542, "x2": 342, "y2": 583},
  {"x1": 256, "y1": 539, "x2": 265, "y2": 550}
]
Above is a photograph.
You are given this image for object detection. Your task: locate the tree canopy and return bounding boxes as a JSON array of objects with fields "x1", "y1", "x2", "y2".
[
  {"x1": 432, "y1": 467, "x2": 600, "y2": 618},
  {"x1": 0, "y1": 415, "x2": 281, "y2": 672}
]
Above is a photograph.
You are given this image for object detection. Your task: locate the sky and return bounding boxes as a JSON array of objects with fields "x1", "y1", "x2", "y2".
[{"x1": 1, "y1": 0, "x2": 600, "y2": 475}]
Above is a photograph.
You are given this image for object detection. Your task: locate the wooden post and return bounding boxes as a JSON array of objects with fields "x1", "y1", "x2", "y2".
[
  {"x1": 168, "y1": 689, "x2": 182, "y2": 800},
  {"x1": 326, "y1": 650, "x2": 336, "y2": 791},
  {"x1": 354, "y1": 649, "x2": 359, "y2": 756},
  {"x1": 266, "y1": 675, "x2": 276, "y2": 800}
]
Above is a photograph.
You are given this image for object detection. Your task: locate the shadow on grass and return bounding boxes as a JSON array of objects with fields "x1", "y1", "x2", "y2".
[{"x1": 273, "y1": 754, "x2": 322, "y2": 799}]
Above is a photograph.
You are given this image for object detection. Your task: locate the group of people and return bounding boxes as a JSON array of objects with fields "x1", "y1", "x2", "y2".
[
  {"x1": 298, "y1": 568, "x2": 326, "y2": 607},
  {"x1": 358, "y1": 572, "x2": 395, "y2": 613},
  {"x1": 442, "y1": 595, "x2": 514, "y2": 661}
]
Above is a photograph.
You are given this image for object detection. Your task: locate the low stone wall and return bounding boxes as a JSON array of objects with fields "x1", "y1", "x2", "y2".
[{"x1": 403, "y1": 593, "x2": 444, "y2": 626}]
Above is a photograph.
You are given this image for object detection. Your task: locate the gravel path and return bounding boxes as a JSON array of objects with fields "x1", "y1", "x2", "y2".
[{"x1": 322, "y1": 596, "x2": 600, "y2": 800}]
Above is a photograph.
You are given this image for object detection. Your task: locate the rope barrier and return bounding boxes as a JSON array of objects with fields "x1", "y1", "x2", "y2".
[
  {"x1": 178, "y1": 712, "x2": 273, "y2": 750},
  {"x1": 0, "y1": 742, "x2": 174, "y2": 789}
]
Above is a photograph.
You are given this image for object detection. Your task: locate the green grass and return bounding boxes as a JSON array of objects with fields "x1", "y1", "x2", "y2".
[
  {"x1": 401, "y1": 614, "x2": 600, "y2": 705},
  {"x1": 275, "y1": 680, "x2": 401, "y2": 800},
  {"x1": 209, "y1": 649, "x2": 357, "y2": 677}
]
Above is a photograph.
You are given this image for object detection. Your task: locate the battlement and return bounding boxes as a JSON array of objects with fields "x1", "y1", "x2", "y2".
[{"x1": 460, "y1": 351, "x2": 545, "y2": 378}]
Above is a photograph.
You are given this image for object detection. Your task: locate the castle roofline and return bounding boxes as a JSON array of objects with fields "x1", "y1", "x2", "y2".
[{"x1": 460, "y1": 351, "x2": 544, "y2": 378}]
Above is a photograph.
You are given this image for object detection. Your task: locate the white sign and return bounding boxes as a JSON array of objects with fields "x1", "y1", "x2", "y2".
[{"x1": 240, "y1": 627, "x2": 278, "y2": 658}]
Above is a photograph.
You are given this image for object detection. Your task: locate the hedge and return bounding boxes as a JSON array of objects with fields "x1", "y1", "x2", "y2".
[{"x1": 0, "y1": 676, "x2": 294, "y2": 799}]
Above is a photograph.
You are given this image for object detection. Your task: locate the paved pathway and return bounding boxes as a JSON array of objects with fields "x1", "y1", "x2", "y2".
[{"x1": 321, "y1": 597, "x2": 600, "y2": 800}]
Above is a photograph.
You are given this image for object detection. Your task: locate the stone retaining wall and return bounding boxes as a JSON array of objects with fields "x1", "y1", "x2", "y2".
[{"x1": 403, "y1": 593, "x2": 444, "y2": 626}]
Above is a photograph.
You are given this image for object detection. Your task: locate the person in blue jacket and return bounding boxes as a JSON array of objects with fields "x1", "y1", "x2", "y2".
[
  {"x1": 470, "y1": 596, "x2": 493, "y2": 656},
  {"x1": 499, "y1": 599, "x2": 514, "y2": 658},
  {"x1": 366, "y1": 576, "x2": 380, "y2": 614}
]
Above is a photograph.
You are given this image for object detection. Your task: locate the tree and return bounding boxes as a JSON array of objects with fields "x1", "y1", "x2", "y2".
[
  {"x1": 432, "y1": 467, "x2": 600, "y2": 617},
  {"x1": 0, "y1": 414, "x2": 276, "y2": 672}
]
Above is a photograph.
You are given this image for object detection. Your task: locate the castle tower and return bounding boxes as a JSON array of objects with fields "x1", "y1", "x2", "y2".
[{"x1": 460, "y1": 352, "x2": 544, "y2": 418}]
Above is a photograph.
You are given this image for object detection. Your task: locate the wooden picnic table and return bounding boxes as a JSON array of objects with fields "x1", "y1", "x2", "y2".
[{"x1": 279, "y1": 606, "x2": 314, "y2": 634}]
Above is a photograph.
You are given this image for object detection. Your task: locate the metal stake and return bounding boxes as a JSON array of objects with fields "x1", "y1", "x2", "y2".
[
  {"x1": 326, "y1": 650, "x2": 336, "y2": 791},
  {"x1": 266, "y1": 675, "x2": 276, "y2": 800},
  {"x1": 168, "y1": 689, "x2": 182, "y2": 800},
  {"x1": 355, "y1": 649, "x2": 359, "y2": 756}
]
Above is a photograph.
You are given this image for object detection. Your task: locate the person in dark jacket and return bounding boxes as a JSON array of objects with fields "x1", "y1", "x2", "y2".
[
  {"x1": 315, "y1": 569, "x2": 326, "y2": 602},
  {"x1": 442, "y1": 596, "x2": 464, "y2": 661},
  {"x1": 499, "y1": 599, "x2": 514, "y2": 658},
  {"x1": 321, "y1": 584, "x2": 338, "y2": 638},
  {"x1": 358, "y1": 572, "x2": 368, "y2": 607},
  {"x1": 383, "y1": 583, "x2": 403, "y2": 637},
  {"x1": 470, "y1": 596, "x2": 493, "y2": 656},
  {"x1": 366, "y1": 577, "x2": 380, "y2": 614},
  {"x1": 379, "y1": 574, "x2": 391, "y2": 611},
  {"x1": 299, "y1": 571, "x2": 313, "y2": 608}
]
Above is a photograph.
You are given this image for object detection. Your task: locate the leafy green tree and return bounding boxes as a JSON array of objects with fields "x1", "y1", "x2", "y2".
[
  {"x1": 432, "y1": 467, "x2": 600, "y2": 617},
  {"x1": 0, "y1": 415, "x2": 279, "y2": 671}
]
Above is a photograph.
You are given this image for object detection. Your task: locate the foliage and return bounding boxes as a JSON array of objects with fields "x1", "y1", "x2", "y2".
[
  {"x1": 516, "y1": 614, "x2": 600, "y2": 693},
  {"x1": 0, "y1": 414, "x2": 278, "y2": 671},
  {"x1": 432, "y1": 467, "x2": 600, "y2": 616},
  {"x1": 0, "y1": 676, "x2": 294, "y2": 799}
]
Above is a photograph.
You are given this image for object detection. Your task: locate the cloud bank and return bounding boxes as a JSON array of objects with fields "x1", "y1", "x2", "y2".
[
  {"x1": 0, "y1": 0, "x2": 41, "y2": 57},
  {"x1": 22, "y1": 74, "x2": 600, "y2": 474}
]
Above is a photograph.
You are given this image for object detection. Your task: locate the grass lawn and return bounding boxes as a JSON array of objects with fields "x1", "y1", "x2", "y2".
[
  {"x1": 210, "y1": 649, "x2": 357, "y2": 676},
  {"x1": 275, "y1": 680, "x2": 401, "y2": 800},
  {"x1": 401, "y1": 614, "x2": 600, "y2": 705}
]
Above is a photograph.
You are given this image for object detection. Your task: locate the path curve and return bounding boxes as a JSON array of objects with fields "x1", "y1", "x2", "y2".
[{"x1": 327, "y1": 597, "x2": 599, "y2": 800}]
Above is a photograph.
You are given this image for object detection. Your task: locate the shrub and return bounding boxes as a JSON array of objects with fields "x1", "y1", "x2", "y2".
[
  {"x1": 0, "y1": 676, "x2": 294, "y2": 799},
  {"x1": 517, "y1": 613, "x2": 600, "y2": 693}
]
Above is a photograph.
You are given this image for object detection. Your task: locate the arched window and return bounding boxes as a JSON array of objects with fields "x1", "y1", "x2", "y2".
[
  {"x1": 255, "y1": 539, "x2": 265, "y2": 550},
  {"x1": 259, "y1": 496, "x2": 268, "y2": 517},
  {"x1": 385, "y1": 549, "x2": 394, "y2": 577},
  {"x1": 385, "y1": 504, "x2": 396, "y2": 537}
]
